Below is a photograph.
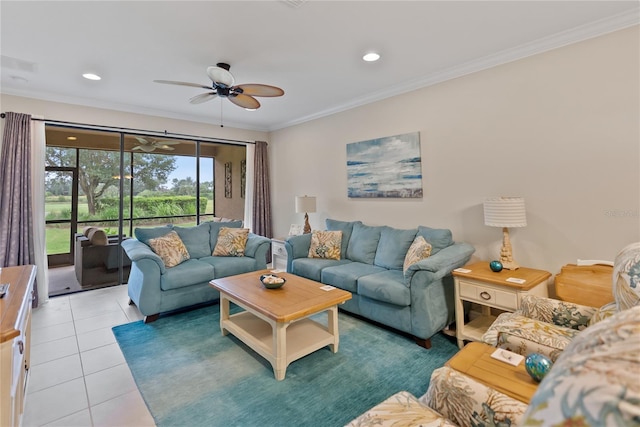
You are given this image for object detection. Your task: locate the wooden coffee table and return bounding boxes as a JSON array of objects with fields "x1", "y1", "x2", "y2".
[
  {"x1": 209, "y1": 270, "x2": 352, "y2": 380},
  {"x1": 446, "y1": 342, "x2": 539, "y2": 403}
]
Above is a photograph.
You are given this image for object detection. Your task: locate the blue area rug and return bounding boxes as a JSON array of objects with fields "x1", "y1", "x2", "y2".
[{"x1": 113, "y1": 304, "x2": 458, "y2": 427}]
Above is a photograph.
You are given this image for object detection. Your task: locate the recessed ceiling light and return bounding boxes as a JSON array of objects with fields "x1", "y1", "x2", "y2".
[
  {"x1": 67, "y1": 136, "x2": 77, "y2": 141},
  {"x1": 82, "y1": 73, "x2": 101, "y2": 80},
  {"x1": 363, "y1": 52, "x2": 380, "y2": 62}
]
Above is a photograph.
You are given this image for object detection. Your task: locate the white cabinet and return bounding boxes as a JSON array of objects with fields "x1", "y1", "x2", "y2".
[
  {"x1": 271, "y1": 239, "x2": 287, "y2": 271},
  {"x1": 0, "y1": 265, "x2": 36, "y2": 427}
]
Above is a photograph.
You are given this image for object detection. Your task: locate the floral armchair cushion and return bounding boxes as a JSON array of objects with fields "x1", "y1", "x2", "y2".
[
  {"x1": 518, "y1": 295, "x2": 598, "y2": 330},
  {"x1": 345, "y1": 391, "x2": 455, "y2": 427},
  {"x1": 422, "y1": 366, "x2": 528, "y2": 426},
  {"x1": 481, "y1": 311, "x2": 580, "y2": 362},
  {"x1": 521, "y1": 304, "x2": 640, "y2": 425}
]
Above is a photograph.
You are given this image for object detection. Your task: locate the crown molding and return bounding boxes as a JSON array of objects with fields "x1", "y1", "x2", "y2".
[{"x1": 271, "y1": 8, "x2": 640, "y2": 131}]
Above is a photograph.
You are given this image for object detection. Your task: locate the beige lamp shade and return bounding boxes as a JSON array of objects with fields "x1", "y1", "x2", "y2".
[
  {"x1": 483, "y1": 197, "x2": 526, "y2": 270},
  {"x1": 483, "y1": 197, "x2": 527, "y2": 228},
  {"x1": 295, "y1": 196, "x2": 316, "y2": 234}
]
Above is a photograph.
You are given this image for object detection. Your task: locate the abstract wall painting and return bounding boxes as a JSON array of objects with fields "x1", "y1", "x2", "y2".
[
  {"x1": 346, "y1": 132, "x2": 423, "y2": 198},
  {"x1": 224, "y1": 162, "x2": 232, "y2": 198},
  {"x1": 240, "y1": 160, "x2": 246, "y2": 199}
]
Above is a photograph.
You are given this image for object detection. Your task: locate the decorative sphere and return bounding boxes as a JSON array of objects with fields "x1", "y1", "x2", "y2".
[
  {"x1": 525, "y1": 353, "x2": 553, "y2": 382},
  {"x1": 489, "y1": 260, "x2": 503, "y2": 272}
]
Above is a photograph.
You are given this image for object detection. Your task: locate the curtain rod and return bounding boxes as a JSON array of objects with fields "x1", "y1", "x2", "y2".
[{"x1": 0, "y1": 112, "x2": 255, "y2": 145}]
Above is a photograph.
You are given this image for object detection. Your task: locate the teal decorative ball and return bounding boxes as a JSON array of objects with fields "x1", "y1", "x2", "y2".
[
  {"x1": 525, "y1": 353, "x2": 553, "y2": 382},
  {"x1": 489, "y1": 260, "x2": 503, "y2": 272}
]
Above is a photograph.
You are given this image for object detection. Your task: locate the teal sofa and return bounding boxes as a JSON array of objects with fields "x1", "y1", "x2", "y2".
[
  {"x1": 122, "y1": 221, "x2": 271, "y2": 323},
  {"x1": 285, "y1": 219, "x2": 475, "y2": 348}
]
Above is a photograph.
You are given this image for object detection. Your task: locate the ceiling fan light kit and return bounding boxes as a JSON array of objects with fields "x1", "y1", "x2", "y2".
[{"x1": 154, "y1": 62, "x2": 284, "y2": 111}]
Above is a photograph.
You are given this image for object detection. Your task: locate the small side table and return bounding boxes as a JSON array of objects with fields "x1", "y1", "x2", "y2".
[
  {"x1": 446, "y1": 342, "x2": 539, "y2": 403},
  {"x1": 453, "y1": 261, "x2": 550, "y2": 349},
  {"x1": 271, "y1": 238, "x2": 287, "y2": 271}
]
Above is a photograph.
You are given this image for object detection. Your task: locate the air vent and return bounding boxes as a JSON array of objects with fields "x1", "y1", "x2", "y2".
[
  {"x1": 1, "y1": 55, "x2": 37, "y2": 72},
  {"x1": 281, "y1": 0, "x2": 307, "y2": 8}
]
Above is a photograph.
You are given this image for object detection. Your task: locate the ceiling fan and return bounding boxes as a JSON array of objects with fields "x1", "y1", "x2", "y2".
[
  {"x1": 154, "y1": 63, "x2": 284, "y2": 110},
  {"x1": 132, "y1": 137, "x2": 180, "y2": 152}
]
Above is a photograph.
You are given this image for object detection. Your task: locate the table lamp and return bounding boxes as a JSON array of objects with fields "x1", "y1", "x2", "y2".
[
  {"x1": 483, "y1": 197, "x2": 527, "y2": 270},
  {"x1": 295, "y1": 196, "x2": 316, "y2": 234}
]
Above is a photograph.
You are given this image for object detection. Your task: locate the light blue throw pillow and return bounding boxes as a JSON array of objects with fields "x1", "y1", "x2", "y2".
[
  {"x1": 173, "y1": 223, "x2": 212, "y2": 259},
  {"x1": 134, "y1": 224, "x2": 173, "y2": 245},
  {"x1": 374, "y1": 226, "x2": 418, "y2": 270},
  {"x1": 346, "y1": 223, "x2": 382, "y2": 264},
  {"x1": 326, "y1": 218, "x2": 361, "y2": 259},
  {"x1": 417, "y1": 226, "x2": 453, "y2": 255}
]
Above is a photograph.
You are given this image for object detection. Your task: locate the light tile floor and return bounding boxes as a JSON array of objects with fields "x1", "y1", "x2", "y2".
[{"x1": 23, "y1": 285, "x2": 156, "y2": 427}]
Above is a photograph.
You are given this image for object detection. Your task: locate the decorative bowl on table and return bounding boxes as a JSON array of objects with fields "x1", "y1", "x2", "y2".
[
  {"x1": 524, "y1": 353, "x2": 553, "y2": 382},
  {"x1": 260, "y1": 274, "x2": 286, "y2": 289}
]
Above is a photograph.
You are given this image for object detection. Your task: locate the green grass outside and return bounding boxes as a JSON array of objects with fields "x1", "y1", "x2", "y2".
[{"x1": 46, "y1": 200, "x2": 216, "y2": 255}]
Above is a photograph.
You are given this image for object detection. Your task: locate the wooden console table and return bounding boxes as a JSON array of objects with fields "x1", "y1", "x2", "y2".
[{"x1": 0, "y1": 265, "x2": 37, "y2": 427}]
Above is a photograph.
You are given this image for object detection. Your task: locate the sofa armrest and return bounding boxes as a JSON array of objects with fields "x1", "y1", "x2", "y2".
[
  {"x1": 121, "y1": 239, "x2": 166, "y2": 274},
  {"x1": 519, "y1": 295, "x2": 597, "y2": 330},
  {"x1": 404, "y1": 242, "x2": 475, "y2": 282},
  {"x1": 422, "y1": 366, "x2": 528, "y2": 426}
]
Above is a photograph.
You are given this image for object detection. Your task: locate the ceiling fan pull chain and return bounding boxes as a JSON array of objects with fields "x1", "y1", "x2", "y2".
[{"x1": 220, "y1": 100, "x2": 224, "y2": 128}]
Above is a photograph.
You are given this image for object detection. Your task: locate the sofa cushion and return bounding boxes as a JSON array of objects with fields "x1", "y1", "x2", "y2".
[
  {"x1": 374, "y1": 226, "x2": 417, "y2": 270},
  {"x1": 200, "y1": 256, "x2": 260, "y2": 278},
  {"x1": 213, "y1": 227, "x2": 249, "y2": 256},
  {"x1": 403, "y1": 236, "x2": 432, "y2": 272},
  {"x1": 208, "y1": 220, "x2": 243, "y2": 250},
  {"x1": 326, "y1": 219, "x2": 361, "y2": 259},
  {"x1": 308, "y1": 230, "x2": 342, "y2": 260},
  {"x1": 321, "y1": 262, "x2": 386, "y2": 293},
  {"x1": 160, "y1": 259, "x2": 215, "y2": 290},
  {"x1": 417, "y1": 226, "x2": 453, "y2": 255},
  {"x1": 292, "y1": 258, "x2": 350, "y2": 282},
  {"x1": 148, "y1": 231, "x2": 190, "y2": 268},
  {"x1": 135, "y1": 224, "x2": 173, "y2": 245},
  {"x1": 358, "y1": 270, "x2": 411, "y2": 306},
  {"x1": 613, "y1": 241, "x2": 640, "y2": 311},
  {"x1": 173, "y1": 223, "x2": 212, "y2": 259},
  {"x1": 346, "y1": 223, "x2": 382, "y2": 264}
]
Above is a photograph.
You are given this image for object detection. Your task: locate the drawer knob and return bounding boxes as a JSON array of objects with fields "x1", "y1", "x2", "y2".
[
  {"x1": 18, "y1": 340, "x2": 24, "y2": 354},
  {"x1": 480, "y1": 291, "x2": 491, "y2": 301}
]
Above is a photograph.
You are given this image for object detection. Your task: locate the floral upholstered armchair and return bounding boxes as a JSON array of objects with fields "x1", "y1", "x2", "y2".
[{"x1": 482, "y1": 242, "x2": 640, "y2": 362}]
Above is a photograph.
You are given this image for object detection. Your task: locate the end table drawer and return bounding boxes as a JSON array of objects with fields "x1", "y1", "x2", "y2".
[
  {"x1": 459, "y1": 281, "x2": 518, "y2": 310},
  {"x1": 272, "y1": 243, "x2": 286, "y2": 256}
]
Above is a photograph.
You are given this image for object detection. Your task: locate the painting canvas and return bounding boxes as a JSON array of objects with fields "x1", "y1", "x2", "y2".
[
  {"x1": 224, "y1": 162, "x2": 232, "y2": 198},
  {"x1": 347, "y1": 132, "x2": 423, "y2": 198}
]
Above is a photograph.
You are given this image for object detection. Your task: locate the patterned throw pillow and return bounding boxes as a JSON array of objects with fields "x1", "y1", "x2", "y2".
[
  {"x1": 148, "y1": 231, "x2": 190, "y2": 268},
  {"x1": 308, "y1": 230, "x2": 342, "y2": 260},
  {"x1": 213, "y1": 227, "x2": 249, "y2": 257},
  {"x1": 403, "y1": 236, "x2": 432, "y2": 272}
]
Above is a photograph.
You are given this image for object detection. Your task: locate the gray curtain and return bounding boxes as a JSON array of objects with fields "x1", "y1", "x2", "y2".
[
  {"x1": 252, "y1": 141, "x2": 273, "y2": 241},
  {"x1": 0, "y1": 112, "x2": 38, "y2": 306}
]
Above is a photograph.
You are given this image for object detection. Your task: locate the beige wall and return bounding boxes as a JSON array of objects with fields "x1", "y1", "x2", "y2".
[
  {"x1": 269, "y1": 26, "x2": 640, "y2": 276},
  {"x1": 213, "y1": 144, "x2": 247, "y2": 220}
]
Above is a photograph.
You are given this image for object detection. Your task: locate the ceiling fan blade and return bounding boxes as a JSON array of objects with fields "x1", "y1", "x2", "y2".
[
  {"x1": 154, "y1": 80, "x2": 211, "y2": 90},
  {"x1": 157, "y1": 145, "x2": 175, "y2": 151},
  {"x1": 189, "y1": 92, "x2": 218, "y2": 104},
  {"x1": 234, "y1": 84, "x2": 284, "y2": 97},
  {"x1": 134, "y1": 136, "x2": 150, "y2": 144},
  {"x1": 229, "y1": 94, "x2": 260, "y2": 109},
  {"x1": 206, "y1": 66, "x2": 235, "y2": 88},
  {"x1": 154, "y1": 140, "x2": 180, "y2": 145}
]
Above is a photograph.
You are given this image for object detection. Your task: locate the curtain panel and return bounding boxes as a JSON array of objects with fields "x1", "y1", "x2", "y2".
[{"x1": 252, "y1": 141, "x2": 273, "y2": 241}]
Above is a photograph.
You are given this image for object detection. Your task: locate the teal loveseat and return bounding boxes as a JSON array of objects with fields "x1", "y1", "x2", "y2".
[
  {"x1": 285, "y1": 219, "x2": 475, "y2": 348},
  {"x1": 122, "y1": 221, "x2": 271, "y2": 323}
]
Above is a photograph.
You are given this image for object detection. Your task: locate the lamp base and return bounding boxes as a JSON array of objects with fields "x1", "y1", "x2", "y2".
[
  {"x1": 303, "y1": 213, "x2": 311, "y2": 234},
  {"x1": 499, "y1": 227, "x2": 520, "y2": 270}
]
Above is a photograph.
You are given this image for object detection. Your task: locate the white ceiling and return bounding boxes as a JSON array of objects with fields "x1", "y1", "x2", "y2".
[{"x1": 1, "y1": 1, "x2": 638, "y2": 132}]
